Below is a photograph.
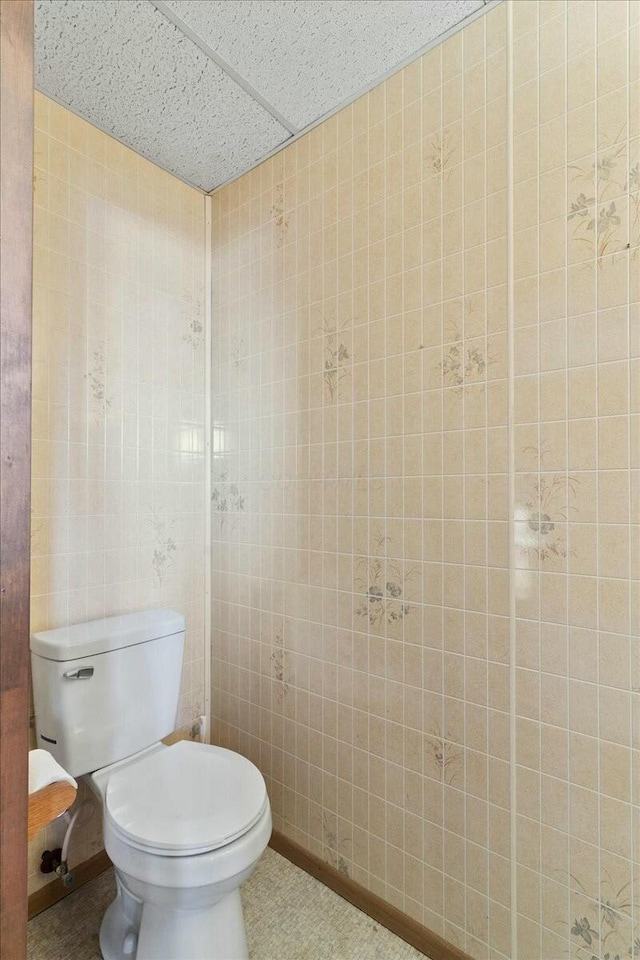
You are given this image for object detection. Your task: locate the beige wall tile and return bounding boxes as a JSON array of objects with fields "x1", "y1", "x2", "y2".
[
  {"x1": 208, "y1": 1, "x2": 638, "y2": 956},
  {"x1": 30, "y1": 93, "x2": 206, "y2": 896}
]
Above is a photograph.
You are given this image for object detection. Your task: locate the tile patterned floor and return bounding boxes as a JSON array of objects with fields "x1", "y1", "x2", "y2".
[{"x1": 28, "y1": 848, "x2": 428, "y2": 960}]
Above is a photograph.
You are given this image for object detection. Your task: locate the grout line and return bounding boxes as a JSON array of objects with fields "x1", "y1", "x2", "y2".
[
  {"x1": 460, "y1": 21, "x2": 469, "y2": 950},
  {"x1": 204, "y1": 193, "x2": 213, "y2": 743},
  {"x1": 348, "y1": 108, "x2": 356, "y2": 885},
  {"x1": 563, "y1": 1, "x2": 571, "y2": 955},
  {"x1": 626, "y1": 0, "x2": 635, "y2": 942},
  {"x1": 593, "y1": 1, "x2": 602, "y2": 947},
  {"x1": 207, "y1": 0, "x2": 506, "y2": 195},
  {"x1": 148, "y1": 0, "x2": 299, "y2": 136},
  {"x1": 481, "y1": 10, "x2": 490, "y2": 955},
  {"x1": 534, "y1": 3, "x2": 542, "y2": 955},
  {"x1": 382, "y1": 60, "x2": 389, "y2": 910},
  {"x1": 505, "y1": 3, "x2": 518, "y2": 959},
  {"x1": 437, "y1": 32, "x2": 446, "y2": 942}
]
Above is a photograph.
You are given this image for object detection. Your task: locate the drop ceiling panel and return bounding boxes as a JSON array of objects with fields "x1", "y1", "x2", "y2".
[
  {"x1": 35, "y1": 0, "x2": 290, "y2": 190},
  {"x1": 161, "y1": 0, "x2": 486, "y2": 131},
  {"x1": 35, "y1": 0, "x2": 492, "y2": 191}
]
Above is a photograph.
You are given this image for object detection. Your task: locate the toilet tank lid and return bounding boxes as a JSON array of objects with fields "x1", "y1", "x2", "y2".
[{"x1": 30, "y1": 609, "x2": 185, "y2": 662}]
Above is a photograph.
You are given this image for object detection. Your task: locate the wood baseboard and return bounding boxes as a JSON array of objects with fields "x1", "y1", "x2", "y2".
[
  {"x1": 269, "y1": 831, "x2": 472, "y2": 960},
  {"x1": 28, "y1": 849, "x2": 111, "y2": 920}
]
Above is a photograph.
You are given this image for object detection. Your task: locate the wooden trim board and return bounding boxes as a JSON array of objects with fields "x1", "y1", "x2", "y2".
[
  {"x1": 28, "y1": 850, "x2": 112, "y2": 920},
  {"x1": 0, "y1": 1, "x2": 34, "y2": 957},
  {"x1": 269, "y1": 831, "x2": 472, "y2": 960}
]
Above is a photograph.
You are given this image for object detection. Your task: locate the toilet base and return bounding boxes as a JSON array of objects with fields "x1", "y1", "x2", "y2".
[
  {"x1": 100, "y1": 873, "x2": 249, "y2": 960},
  {"x1": 99, "y1": 875, "x2": 142, "y2": 960}
]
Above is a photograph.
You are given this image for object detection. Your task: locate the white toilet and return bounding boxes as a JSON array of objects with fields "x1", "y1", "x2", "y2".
[{"x1": 30, "y1": 609, "x2": 271, "y2": 960}]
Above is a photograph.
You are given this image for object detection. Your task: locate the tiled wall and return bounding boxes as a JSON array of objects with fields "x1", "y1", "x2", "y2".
[
  {"x1": 512, "y1": 1, "x2": 639, "y2": 958},
  {"x1": 29, "y1": 93, "x2": 206, "y2": 895},
  {"x1": 211, "y1": 4, "x2": 511, "y2": 956},
  {"x1": 210, "y1": 2, "x2": 639, "y2": 958}
]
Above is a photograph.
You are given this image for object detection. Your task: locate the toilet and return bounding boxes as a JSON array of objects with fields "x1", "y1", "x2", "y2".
[{"x1": 30, "y1": 609, "x2": 271, "y2": 960}]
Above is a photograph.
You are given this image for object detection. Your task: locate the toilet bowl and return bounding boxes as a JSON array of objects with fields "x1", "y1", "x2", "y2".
[
  {"x1": 29, "y1": 610, "x2": 272, "y2": 960},
  {"x1": 90, "y1": 740, "x2": 272, "y2": 960}
]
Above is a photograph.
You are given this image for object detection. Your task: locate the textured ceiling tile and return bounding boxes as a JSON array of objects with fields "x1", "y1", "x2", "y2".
[
  {"x1": 162, "y1": 0, "x2": 486, "y2": 131},
  {"x1": 35, "y1": 0, "x2": 290, "y2": 190}
]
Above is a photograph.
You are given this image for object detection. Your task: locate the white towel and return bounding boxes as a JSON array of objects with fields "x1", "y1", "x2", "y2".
[{"x1": 28, "y1": 749, "x2": 77, "y2": 795}]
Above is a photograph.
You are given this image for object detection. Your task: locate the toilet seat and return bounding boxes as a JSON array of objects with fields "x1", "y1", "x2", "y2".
[{"x1": 105, "y1": 740, "x2": 267, "y2": 857}]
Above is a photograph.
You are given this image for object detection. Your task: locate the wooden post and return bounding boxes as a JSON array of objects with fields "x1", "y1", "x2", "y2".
[{"x1": 0, "y1": 1, "x2": 34, "y2": 956}]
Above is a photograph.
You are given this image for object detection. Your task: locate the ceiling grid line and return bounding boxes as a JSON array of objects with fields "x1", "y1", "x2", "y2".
[
  {"x1": 35, "y1": 0, "x2": 500, "y2": 191},
  {"x1": 148, "y1": 0, "x2": 299, "y2": 135},
  {"x1": 206, "y1": 0, "x2": 504, "y2": 194}
]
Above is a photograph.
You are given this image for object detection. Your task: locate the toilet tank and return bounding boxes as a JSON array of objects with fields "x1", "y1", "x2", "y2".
[{"x1": 30, "y1": 609, "x2": 185, "y2": 777}]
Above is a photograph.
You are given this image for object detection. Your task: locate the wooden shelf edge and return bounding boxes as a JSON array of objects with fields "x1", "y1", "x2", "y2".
[{"x1": 28, "y1": 781, "x2": 77, "y2": 841}]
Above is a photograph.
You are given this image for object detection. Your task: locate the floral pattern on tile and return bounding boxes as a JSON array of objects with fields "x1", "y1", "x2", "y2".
[
  {"x1": 568, "y1": 139, "x2": 635, "y2": 265},
  {"x1": 323, "y1": 335, "x2": 351, "y2": 403},
  {"x1": 182, "y1": 301, "x2": 205, "y2": 350},
  {"x1": 425, "y1": 131, "x2": 457, "y2": 178},
  {"x1": 354, "y1": 554, "x2": 417, "y2": 626},
  {"x1": 231, "y1": 335, "x2": 247, "y2": 372},
  {"x1": 426, "y1": 727, "x2": 463, "y2": 787},
  {"x1": 151, "y1": 509, "x2": 178, "y2": 585},
  {"x1": 270, "y1": 183, "x2": 289, "y2": 249},
  {"x1": 440, "y1": 343, "x2": 497, "y2": 387},
  {"x1": 86, "y1": 342, "x2": 112, "y2": 424},
  {"x1": 569, "y1": 875, "x2": 639, "y2": 960},
  {"x1": 270, "y1": 624, "x2": 289, "y2": 704},
  {"x1": 322, "y1": 812, "x2": 352, "y2": 877},
  {"x1": 211, "y1": 471, "x2": 246, "y2": 532},
  {"x1": 518, "y1": 472, "x2": 578, "y2": 563}
]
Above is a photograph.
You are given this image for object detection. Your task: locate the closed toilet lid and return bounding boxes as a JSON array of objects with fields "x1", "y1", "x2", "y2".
[{"x1": 105, "y1": 741, "x2": 267, "y2": 855}]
